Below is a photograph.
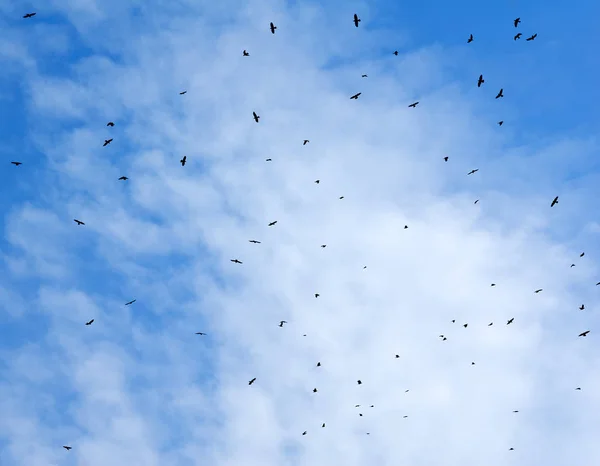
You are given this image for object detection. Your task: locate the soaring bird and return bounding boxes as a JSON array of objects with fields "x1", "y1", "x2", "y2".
[
  {"x1": 231, "y1": 259, "x2": 242, "y2": 264},
  {"x1": 195, "y1": 332, "x2": 206, "y2": 335},
  {"x1": 74, "y1": 219, "x2": 85, "y2": 225},
  {"x1": 467, "y1": 34, "x2": 474, "y2": 43},
  {"x1": 443, "y1": 156, "x2": 449, "y2": 161},
  {"x1": 279, "y1": 321, "x2": 287, "y2": 327},
  {"x1": 11, "y1": 161, "x2": 22, "y2": 166},
  {"x1": 179, "y1": 90, "x2": 187, "y2": 95},
  {"x1": 551, "y1": 196, "x2": 559, "y2": 207},
  {"x1": 316, "y1": 362, "x2": 321, "y2": 366},
  {"x1": 498, "y1": 121, "x2": 504, "y2": 126},
  {"x1": 265, "y1": 158, "x2": 272, "y2": 161},
  {"x1": 268, "y1": 221, "x2": 277, "y2": 226},
  {"x1": 107, "y1": 121, "x2": 115, "y2": 127},
  {"x1": 314, "y1": 180, "x2": 320, "y2": 184},
  {"x1": 495, "y1": 89, "x2": 504, "y2": 99},
  {"x1": 315, "y1": 293, "x2": 320, "y2": 298},
  {"x1": 408, "y1": 102, "x2": 419, "y2": 108},
  {"x1": 249, "y1": 240, "x2": 261, "y2": 244},
  {"x1": 243, "y1": 50, "x2": 249, "y2": 56},
  {"x1": 320, "y1": 244, "x2": 326, "y2": 248},
  {"x1": 488, "y1": 322, "x2": 493, "y2": 326},
  {"x1": 63, "y1": 446, "x2": 72, "y2": 451},
  {"x1": 534, "y1": 289, "x2": 543, "y2": 293},
  {"x1": 474, "y1": 200, "x2": 479, "y2": 204},
  {"x1": 303, "y1": 139, "x2": 310, "y2": 145},
  {"x1": 357, "y1": 380, "x2": 362, "y2": 385},
  {"x1": 313, "y1": 388, "x2": 318, "y2": 393},
  {"x1": 514, "y1": 17, "x2": 521, "y2": 27},
  {"x1": 463, "y1": 323, "x2": 468, "y2": 328},
  {"x1": 23, "y1": 12, "x2": 36, "y2": 18},
  {"x1": 350, "y1": 92, "x2": 361, "y2": 99},
  {"x1": 249, "y1": 378, "x2": 256, "y2": 385},
  {"x1": 340, "y1": 196, "x2": 345, "y2": 199},
  {"x1": 507, "y1": 318, "x2": 514, "y2": 325},
  {"x1": 526, "y1": 33, "x2": 537, "y2": 41},
  {"x1": 125, "y1": 299, "x2": 136, "y2": 306},
  {"x1": 579, "y1": 330, "x2": 590, "y2": 337},
  {"x1": 85, "y1": 319, "x2": 94, "y2": 326},
  {"x1": 467, "y1": 169, "x2": 479, "y2": 175},
  {"x1": 579, "y1": 304, "x2": 585, "y2": 310},
  {"x1": 103, "y1": 138, "x2": 113, "y2": 146},
  {"x1": 270, "y1": 22, "x2": 277, "y2": 34},
  {"x1": 118, "y1": 176, "x2": 128, "y2": 181},
  {"x1": 180, "y1": 156, "x2": 187, "y2": 166},
  {"x1": 302, "y1": 431, "x2": 307, "y2": 435},
  {"x1": 362, "y1": 74, "x2": 368, "y2": 78},
  {"x1": 580, "y1": 252, "x2": 585, "y2": 257},
  {"x1": 514, "y1": 33, "x2": 522, "y2": 41},
  {"x1": 253, "y1": 111, "x2": 260, "y2": 123},
  {"x1": 393, "y1": 50, "x2": 399, "y2": 55},
  {"x1": 477, "y1": 74, "x2": 484, "y2": 87},
  {"x1": 353, "y1": 14, "x2": 361, "y2": 27}
]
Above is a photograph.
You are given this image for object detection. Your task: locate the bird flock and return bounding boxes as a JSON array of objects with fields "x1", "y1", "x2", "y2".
[{"x1": 10, "y1": 8, "x2": 597, "y2": 455}]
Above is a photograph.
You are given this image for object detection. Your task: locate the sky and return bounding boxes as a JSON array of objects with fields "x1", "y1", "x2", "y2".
[{"x1": 1, "y1": 0, "x2": 600, "y2": 465}]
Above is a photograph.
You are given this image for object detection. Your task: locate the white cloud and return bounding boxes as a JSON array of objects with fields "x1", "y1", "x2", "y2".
[{"x1": 1, "y1": 1, "x2": 599, "y2": 465}]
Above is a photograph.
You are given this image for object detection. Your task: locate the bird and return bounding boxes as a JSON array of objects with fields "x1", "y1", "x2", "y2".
[
  {"x1": 125, "y1": 299, "x2": 136, "y2": 305},
  {"x1": 85, "y1": 319, "x2": 94, "y2": 326},
  {"x1": 579, "y1": 305, "x2": 585, "y2": 310},
  {"x1": 180, "y1": 156, "x2": 187, "y2": 166},
  {"x1": 243, "y1": 50, "x2": 249, "y2": 56},
  {"x1": 495, "y1": 89, "x2": 504, "y2": 99},
  {"x1": 103, "y1": 138, "x2": 113, "y2": 147},
  {"x1": 498, "y1": 121, "x2": 504, "y2": 126},
  {"x1": 303, "y1": 139, "x2": 310, "y2": 145},
  {"x1": 471, "y1": 362, "x2": 475, "y2": 365},
  {"x1": 513, "y1": 410, "x2": 519, "y2": 413},
  {"x1": 535, "y1": 289, "x2": 543, "y2": 293},
  {"x1": 118, "y1": 176, "x2": 128, "y2": 181},
  {"x1": 322, "y1": 423, "x2": 325, "y2": 428},
  {"x1": 395, "y1": 354, "x2": 400, "y2": 358},
  {"x1": 579, "y1": 331, "x2": 590, "y2": 337},
  {"x1": 313, "y1": 388, "x2": 318, "y2": 393},
  {"x1": 477, "y1": 74, "x2": 484, "y2": 87},
  {"x1": 62, "y1": 446, "x2": 72, "y2": 451},
  {"x1": 265, "y1": 158, "x2": 272, "y2": 161},
  {"x1": 270, "y1": 22, "x2": 277, "y2": 34},
  {"x1": 353, "y1": 14, "x2": 361, "y2": 27},
  {"x1": 467, "y1": 169, "x2": 479, "y2": 175},
  {"x1": 179, "y1": 91, "x2": 187, "y2": 95},
  {"x1": 320, "y1": 244, "x2": 326, "y2": 248},
  {"x1": 526, "y1": 33, "x2": 537, "y2": 41},
  {"x1": 444, "y1": 157, "x2": 448, "y2": 161},
  {"x1": 488, "y1": 322, "x2": 493, "y2": 326},
  {"x1": 314, "y1": 180, "x2": 320, "y2": 184},
  {"x1": 507, "y1": 318, "x2": 514, "y2": 325},
  {"x1": 315, "y1": 293, "x2": 320, "y2": 298},
  {"x1": 551, "y1": 196, "x2": 559, "y2": 207},
  {"x1": 23, "y1": 12, "x2": 36, "y2": 18},
  {"x1": 514, "y1": 33, "x2": 522, "y2": 41},
  {"x1": 316, "y1": 362, "x2": 321, "y2": 366},
  {"x1": 463, "y1": 323, "x2": 468, "y2": 328},
  {"x1": 302, "y1": 431, "x2": 307, "y2": 435},
  {"x1": 249, "y1": 378, "x2": 256, "y2": 385},
  {"x1": 514, "y1": 17, "x2": 521, "y2": 27},
  {"x1": 404, "y1": 225, "x2": 408, "y2": 229},
  {"x1": 106, "y1": 121, "x2": 115, "y2": 127},
  {"x1": 467, "y1": 34, "x2": 474, "y2": 43},
  {"x1": 509, "y1": 448, "x2": 514, "y2": 451},
  {"x1": 571, "y1": 264, "x2": 576, "y2": 268},
  {"x1": 249, "y1": 240, "x2": 261, "y2": 244},
  {"x1": 491, "y1": 283, "x2": 496, "y2": 286},
  {"x1": 253, "y1": 111, "x2": 260, "y2": 123},
  {"x1": 195, "y1": 332, "x2": 206, "y2": 335},
  {"x1": 474, "y1": 199, "x2": 479, "y2": 204},
  {"x1": 268, "y1": 221, "x2": 277, "y2": 226},
  {"x1": 231, "y1": 259, "x2": 242, "y2": 264},
  {"x1": 350, "y1": 92, "x2": 361, "y2": 99},
  {"x1": 357, "y1": 380, "x2": 362, "y2": 385},
  {"x1": 73, "y1": 219, "x2": 85, "y2": 225},
  {"x1": 576, "y1": 387, "x2": 581, "y2": 390},
  {"x1": 580, "y1": 252, "x2": 585, "y2": 257},
  {"x1": 279, "y1": 321, "x2": 287, "y2": 327},
  {"x1": 11, "y1": 161, "x2": 22, "y2": 166},
  {"x1": 408, "y1": 102, "x2": 419, "y2": 108},
  {"x1": 393, "y1": 50, "x2": 398, "y2": 56},
  {"x1": 362, "y1": 74, "x2": 368, "y2": 78}
]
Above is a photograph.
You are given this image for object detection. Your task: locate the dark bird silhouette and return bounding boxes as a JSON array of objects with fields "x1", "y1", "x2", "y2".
[
  {"x1": 467, "y1": 34, "x2": 473, "y2": 43},
  {"x1": 350, "y1": 92, "x2": 361, "y2": 99},
  {"x1": 103, "y1": 138, "x2": 113, "y2": 147},
  {"x1": 317, "y1": 362, "x2": 321, "y2": 366},
  {"x1": 180, "y1": 156, "x2": 187, "y2": 166},
  {"x1": 535, "y1": 289, "x2": 543, "y2": 293},
  {"x1": 395, "y1": 354, "x2": 400, "y2": 358},
  {"x1": 498, "y1": 121, "x2": 504, "y2": 126},
  {"x1": 495, "y1": 89, "x2": 504, "y2": 99},
  {"x1": 576, "y1": 387, "x2": 581, "y2": 390},
  {"x1": 249, "y1": 240, "x2": 261, "y2": 244},
  {"x1": 404, "y1": 225, "x2": 408, "y2": 229},
  {"x1": 580, "y1": 252, "x2": 585, "y2": 257},
  {"x1": 23, "y1": 12, "x2": 36, "y2": 18},
  {"x1": 488, "y1": 322, "x2": 493, "y2": 326},
  {"x1": 279, "y1": 321, "x2": 287, "y2": 327},
  {"x1": 253, "y1": 111, "x2": 260, "y2": 123},
  {"x1": 507, "y1": 318, "x2": 514, "y2": 325},
  {"x1": 579, "y1": 304, "x2": 585, "y2": 310},
  {"x1": 85, "y1": 319, "x2": 94, "y2": 326},
  {"x1": 509, "y1": 448, "x2": 514, "y2": 451},
  {"x1": 571, "y1": 264, "x2": 576, "y2": 268},
  {"x1": 467, "y1": 169, "x2": 479, "y2": 175},
  {"x1": 477, "y1": 74, "x2": 484, "y2": 87},
  {"x1": 179, "y1": 91, "x2": 187, "y2": 95},
  {"x1": 315, "y1": 293, "x2": 320, "y2": 298},
  {"x1": 11, "y1": 161, "x2": 22, "y2": 166},
  {"x1": 444, "y1": 157, "x2": 449, "y2": 161},
  {"x1": 118, "y1": 176, "x2": 128, "y2": 181},
  {"x1": 526, "y1": 33, "x2": 537, "y2": 41},
  {"x1": 463, "y1": 323, "x2": 468, "y2": 328},
  {"x1": 303, "y1": 140, "x2": 310, "y2": 145},
  {"x1": 340, "y1": 196, "x2": 345, "y2": 199},
  {"x1": 249, "y1": 378, "x2": 256, "y2": 385},
  {"x1": 513, "y1": 410, "x2": 519, "y2": 413},
  {"x1": 474, "y1": 200, "x2": 479, "y2": 204},
  {"x1": 322, "y1": 423, "x2": 325, "y2": 427},
  {"x1": 195, "y1": 332, "x2": 206, "y2": 335},
  {"x1": 514, "y1": 33, "x2": 522, "y2": 41},
  {"x1": 314, "y1": 179, "x2": 320, "y2": 184},
  {"x1": 268, "y1": 221, "x2": 277, "y2": 226},
  {"x1": 408, "y1": 102, "x2": 419, "y2": 108},
  {"x1": 579, "y1": 330, "x2": 590, "y2": 337},
  {"x1": 320, "y1": 244, "x2": 326, "y2": 248},
  {"x1": 243, "y1": 50, "x2": 249, "y2": 56},
  {"x1": 393, "y1": 50, "x2": 399, "y2": 55},
  {"x1": 74, "y1": 219, "x2": 85, "y2": 225},
  {"x1": 231, "y1": 259, "x2": 242, "y2": 264},
  {"x1": 514, "y1": 17, "x2": 521, "y2": 27},
  {"x1": 551, "y1": 196, "x2": 559, "y2": 207},
  {"x1": 302, "y1": 431, "x2": 307, "y2": 435},
  {"x1": 362, "y1": 74, "x2": 368, "y2": 78},
  {"x1": 357, "y1": 380, "x2": 362, "y2": 385},
  {"x1": 107, "y1": 121, "x2": 115, "y2": 127},
  {"x1": 63, "y1": 446, "x2": 71, "y2": 451},
  {"x1": 353, "y1": 14, "x2": 361, "y2": 27},
  {"x1": 270, "y1": 22, "x2": 277, "y2": 34},
  {"x1": 313, "y1": 388, "x2": 318, "y2": 393},
  {"x1": 125, "y1": 299, "x2": 136, "y2": 306},
  {"x1": 266, "y1": 158, "x2": 272, "y2": 161},
  {"x1": 491, "y1": 283, "x2": 496, "y2": 286}
]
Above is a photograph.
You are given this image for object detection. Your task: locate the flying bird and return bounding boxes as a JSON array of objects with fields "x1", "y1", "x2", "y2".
[
  {"x1": 353, "y1": 14, "x2": 361, "y2": 27},
  {"x1": 314, "y1": 179, "x2": 320, "y2": 184},
  {"x1": 317, "y1": 362, "x2": 321, "y2": 366},
  {"x1": 495, "y1": 89, "x2": 504, "y2": 99},
  {"x1": 11, "y1": 161, "x2": 22, "y2": 166},
  {"x1": 303, "y1": 140, "x2": 310, "y2": 145},
  {"x1": 444, "y1": 156, "x2": 448, "y2": 161},
  {"x1": 551, "y1": 196, "x2": 559, "y2": 207},
  {"x1": 491, "y1": 283, "x2": 496, "y2": 286},
  {"x1": 350, "y1": 92, "x2": 361, "y2": 99},
  {"x1": 125, "y1": 299, "x2": 136, "y2": 305},
  {"x1": 302, "y1": 431, "x2": 307, "y2": 435},
  {"x1": 73, "y1": 219, "x2": 85, "y2": 225},
  {"x1": 463, "y1": 323, "x2": 468, "y2": 328},
  {"x1": 408, "y1": 102, "x2": 419, "y2": 108},
  {"x1": 514, "y1": 17, "x2": 521, "y2": 27},
  {"x1": 103, "y1": 138, "x2": 113, "y2": 146},
  {"x1": 534, "y1": 289, "x2": 543, "y2": 293},
  {"x1": 315, "y1": 293, "x2": 320, "y2": 298},
  {"x1": 180, "y1": 156, "x2": 187, "y2": 166},
  {"x1": 118, "y1": 176, "x2": 128, "y2": 181},
  {"x1": 243, "y1": 50, "x2": 249, "y2": 56},
  {"x1": 63, "y1": 446, "x2": 71, "y2": 451},
  {"x1": 580, "y1": 252, "x2": 585, "y2": 257},
  {"x1": 579, "y1": 304, "x2": 585, "y2": 310},
  {"x1": 85, "y1": 319, "x2": 94, "y2": 326},
  {"x1": 195, "y1": 332, "x2": 206, "y2": 335},
  {"x1": 266, "y1": 158, "x2": 272, "y2": 161},
  {"x1": 474, "y1": 200, "x2": 479, "y2": 204},
  {"x1": 477, "y1": 74, "x2": 484, "y2": 87},
  {"x1": 357, "y1": 380, "x2": 362, "y2": 385},
  {"x1": 268, "y1": 221, "x2": 277, "y2": 226},
  {"x1": 270, "y1": 22, "x2": 277, "y2": 34},
  {"x1": 313, "y1": 388, "x2": 318, "y2": 393},
  {"x1": 467, "y1": 169, "x2": 479, "y2": 175},
  {"x1": 23, "y1": 12, "x2": 36, "y2": 18},
  {"x1": 507, "y1": 318, "x2": 514, "y2": 325},
  {"x1": 107, "y1": 121, "x2": 115, "y2": 127},
  {"x1": 322, "y1": 423, "x2": 325, "y2": 428},
  {"x1": 526, "y1": 33, "x2": 537, "y2": 41},
  {"x1": 514, "y1": 33, "x2": 522, "y2": 40},
  {"x1": 253, "y1": 111, "x2": 260, "y2": 123},
  {"x1": 498, "y1": 121, "x2": 504, "y2": 126},
  {"x1": 362, "y1": 74, "x2": 368, "y2": 78},
  {"x1": 249, "y1": 378, "x2": 256, "y2": 385},
  {"x1": 231, "y1": 259, "x2": 242, "y2": 264},
  {"x1": 393, "y1": 50, "x2": 399, "y2": 55},
  {"x1": 320, "y1": 244, "x2": 326, "y2": 248},
  {"x1": 340, "y1": 196, "x2": 345, "y2": 199},
  {"x1": 579, "y1": 330, "x2": 590, "y2": 337},
  {"x1": 279, "y1": 321, "x2": 287, "y2": 327},
  {"x1": 249, "y1": 240, "x2": 261, "y2": 244},
  {"x1": 488, "y1": 322, "x2": 493, "y2": 326},
  {"x1": 467, "y1": 34, "x2": 474, "y2": 43},
  {"x1": 179, "y1": 90, "x2": 187, "y2": 95}
]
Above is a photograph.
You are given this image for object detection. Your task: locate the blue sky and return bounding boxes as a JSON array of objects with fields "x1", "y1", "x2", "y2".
[{"x1": 1, "y1": 0, "x2": 600, "y2": 465}]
